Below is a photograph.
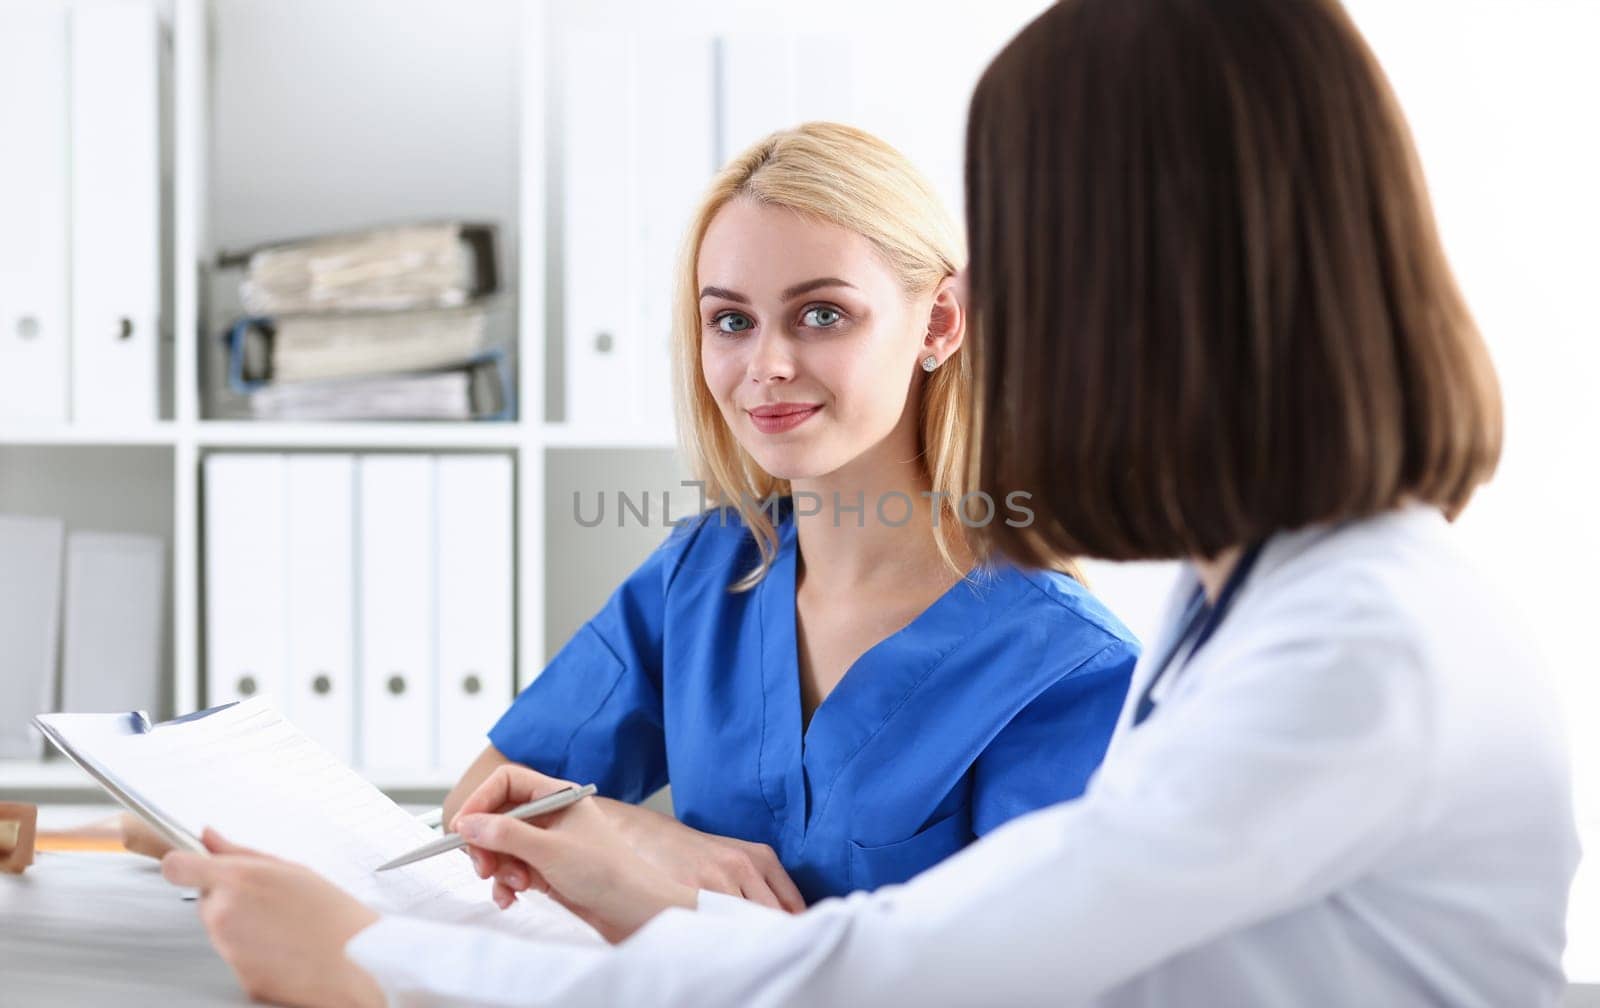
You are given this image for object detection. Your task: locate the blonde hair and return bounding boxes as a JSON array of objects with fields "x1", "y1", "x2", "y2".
[{"x1": 672, "y1": 121, "x2": 977, "y2": 590}]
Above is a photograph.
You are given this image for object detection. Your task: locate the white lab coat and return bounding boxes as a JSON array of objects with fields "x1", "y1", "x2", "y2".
[{"x1": 346, "y1": 506, "x2": 1580, "y2": 1007}]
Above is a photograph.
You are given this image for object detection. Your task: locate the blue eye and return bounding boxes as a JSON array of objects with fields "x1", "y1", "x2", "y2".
[
  {"x1": 715, "y1": 313, "x2": 753, "y2": 334},
  {"x1": 803, "y1": 306, "x2": 841, "y2": 327}
]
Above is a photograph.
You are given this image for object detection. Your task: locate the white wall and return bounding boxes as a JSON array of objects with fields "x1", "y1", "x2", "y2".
[
  {"x1": 1340, "y1": 0, "x2": 1600, "y2": 818},
  {"x1": 1336, "y1": 1, "x2": 1600, "y2": 981}
]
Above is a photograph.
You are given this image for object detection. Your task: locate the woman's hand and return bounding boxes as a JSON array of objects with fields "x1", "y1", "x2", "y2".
[
  {"x1": 594, "y1": 798, "x2": 805, "y2": 912},
  {"x1": 452, "y1": 764, "x2": 698, "y2": 943},
  {"x1": 162, "y1": 829, "x2": 384, "y2": 1008},
  {"x1": 119, "y1": 811, "x2": 175, "y2": 859}
]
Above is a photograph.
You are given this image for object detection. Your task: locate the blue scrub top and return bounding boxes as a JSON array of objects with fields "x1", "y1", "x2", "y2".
[{"x1": 490, "y1": 503, "x2": 1138, "y2": 904}]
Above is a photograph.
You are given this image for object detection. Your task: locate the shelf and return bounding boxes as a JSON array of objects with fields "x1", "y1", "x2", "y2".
[
  {"x1": 539, "y1": 424, "x2": 678, "y2": 450},
  {"x1": 0, "y1": 759, "x2": 95, "y2": 790},
  {"x1": 0, "y1": 423, "x2": 179, "y2": 446},
  {"x1": 193, "y1": 420, "x2": 525, "y2": 449},
  {"x1": 362, "y1": 770, "x2": 461, "y2": 792},
  {"x1": 4, "y1": 2, "x2": 681, "y2": 804}
]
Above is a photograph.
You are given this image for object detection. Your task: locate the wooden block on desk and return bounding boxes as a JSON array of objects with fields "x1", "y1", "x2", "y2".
[{"x1": 0, "y1": 801, "x2": 38, "y2": 873}]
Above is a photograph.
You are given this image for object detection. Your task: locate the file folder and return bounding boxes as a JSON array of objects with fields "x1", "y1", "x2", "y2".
[
  {"x1": 435, "y1": 455, "x2": 514, "y2": 773},
  {"x1": 285, "y1": 455, "x2": 356, "y2": 765},
  {"x1": 790, "y1": 33, "x2": 856, "y2": 130},
  {"x1": 204, "y1": 454, "x2": 289, "y2": 708},
  {"x1": 633, "y1": 35, "x2": 715, "y2": 435},
  {"x1": 357, "y1": 455, "x2": 437, "y2": 771},
  {"x1": 227, "y1": 330, "x2": 516, "y2": 422},
  {"x1": 716, "y1": 32, "x2": 857, "y2": 165},
  {"x1": 717, "y1": 32, "x2": 796, "y2": 165},
  {"x1": 224, "y1": 307, "x2": 491, "y2": 386},
  {"x1": 218, "y1": 221, "x2": 501, "y2": 314},
  {"x1": 0, "y1": 6, "x2": 70, "y2": 423},
  {"x1": 60, "y1": 531, "x2": 165, "y2": 717},
  {"x1": 69, "y1": 0, "x2": 160, "y2": 424},
  {"x1": 562, "y1": 31, "x2": 634, "y2": 432},
  {"x1": 563, "y1": 32, "x2": 717, "y2": 434},
  {"x1": 0, "y1": 516, "x2": 65, "y2": 759}
]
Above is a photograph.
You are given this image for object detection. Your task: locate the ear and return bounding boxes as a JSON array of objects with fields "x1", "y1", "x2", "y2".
[{"x1": 921, "y1": 275, "x2": 965, "y2": 369}]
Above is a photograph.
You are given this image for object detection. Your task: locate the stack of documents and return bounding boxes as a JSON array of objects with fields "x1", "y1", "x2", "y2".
[
  {"x1": 237, "y1": 222, "x2": 496, "y2": 314},
  {"x1": 234, "y1": 306, "x2": 488, "y2": 385},
  {"x1": 220, "y1": 222, "x2": 509, "y2": 421},
  {"x1": 34, "y1": 699, "x2": 598, "y2": 942},
  {"x1": 247, "y1": 358, "x2": 504, "y2": 421}
]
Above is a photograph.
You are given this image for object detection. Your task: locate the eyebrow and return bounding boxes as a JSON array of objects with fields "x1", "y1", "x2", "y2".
[
  {"x1": 698, "y1": 285, "x2": 749, "y2": 304},
  {"x1": 782, "y1": 277, "x2": 855, "y2": 301},
  {"x1": 698, "y1": 277, "x2": 857, "y2": 304}
]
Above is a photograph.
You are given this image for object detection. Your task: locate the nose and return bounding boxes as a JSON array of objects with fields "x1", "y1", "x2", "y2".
[{"x1": 746, "y1": 329, "x2": 795, "y2": 385}]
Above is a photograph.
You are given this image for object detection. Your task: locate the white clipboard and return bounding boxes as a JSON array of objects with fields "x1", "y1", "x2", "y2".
[{"x1": 33, "y1": 705, "x2": 232, "y2": 855}]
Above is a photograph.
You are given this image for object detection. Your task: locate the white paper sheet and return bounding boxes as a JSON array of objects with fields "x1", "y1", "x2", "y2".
[{"x1": 39, "y1": 700, "x2": 598, "y2": 945}]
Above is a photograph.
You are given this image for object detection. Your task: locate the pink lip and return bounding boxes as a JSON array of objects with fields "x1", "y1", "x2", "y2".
[{"x1": 747, "y1": 402, "x2": 822, "y2": 434}]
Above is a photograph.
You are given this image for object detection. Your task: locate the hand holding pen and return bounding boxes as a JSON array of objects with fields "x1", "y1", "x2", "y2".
[
  {"x1": 450, "y1": 765, "x2": 697, "y2": 944},
  {"x1": 375, "y1": 784, "x2": 597, "y2": 872}
]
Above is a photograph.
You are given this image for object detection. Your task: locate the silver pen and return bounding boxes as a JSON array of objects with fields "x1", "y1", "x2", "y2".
[{"x1": 375, "y1": 783, "x2": 598, "y2": 872}]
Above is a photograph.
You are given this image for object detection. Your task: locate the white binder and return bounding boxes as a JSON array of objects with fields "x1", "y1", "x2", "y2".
[
  {"x1": 717, "y1": 32, "x2": 796, "y2": 164},
  {"x1": 69, "y1": 0, "x2": 160, "y2": 424},
  {"x1": 632, "y1": 35, "x2": 716, "y2": 435},
  {"x1": 435, "y1": 455, "x2": 514, "y2": 774},
  {"x1": 285, "y1": 455, "x2": 356, "y2": 765},
  {"x1": 357, "y1": 455, "x2": 437, "y2": 772},
  {"x1": 789, "y1": 34, "x2": 856, "y2": 130},
  {"x1": 717, "y1": 32, "x2": 856, "y2": 164},
  {"x1": 562, "y1": 30, "x2": 634, "y2": 433},
  {"x1": 60, "y1": 531, "x2": 165, "y2": 716},
  {"x1": 204, "y1": 454, "x2": 289, "y2": 708},
  {"x1": 0, "y1": 6, "x2": 70, "y2": 423},
  {"x1": 562, "y1": 32, "x2": 716, "y2": 435},
  {"x1": 0, "y1": 516, "x2": 65, "y2": 758}
]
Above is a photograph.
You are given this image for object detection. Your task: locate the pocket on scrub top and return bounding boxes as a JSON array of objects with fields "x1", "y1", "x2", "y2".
[{"x1": 847, "y1": 804, "x2": 973, "y2": 892}]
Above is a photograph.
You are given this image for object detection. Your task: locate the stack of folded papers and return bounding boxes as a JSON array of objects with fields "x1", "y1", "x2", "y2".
[{"x1": 221, "y1": 221, "x2": 510, "y2": 421}]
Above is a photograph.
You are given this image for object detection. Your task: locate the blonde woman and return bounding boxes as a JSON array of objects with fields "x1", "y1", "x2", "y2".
[{"x1": 441, "y1": 122, "x2": 1139, "y2": 910}]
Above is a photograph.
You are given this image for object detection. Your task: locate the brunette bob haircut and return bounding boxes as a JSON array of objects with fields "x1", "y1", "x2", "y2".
[{"x1": 965, "y1": 0, "x2": 1502, "y2": 564}]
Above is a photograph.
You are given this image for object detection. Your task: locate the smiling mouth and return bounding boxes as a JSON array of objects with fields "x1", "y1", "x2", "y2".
[{"x1": 747, "y1": 403, "x2": 822, "y2": 434}]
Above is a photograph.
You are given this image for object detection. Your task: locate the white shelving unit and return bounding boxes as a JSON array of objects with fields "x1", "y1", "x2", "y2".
[{"x1": 0, "y1": 0, "x2": 680, "y2": 797}]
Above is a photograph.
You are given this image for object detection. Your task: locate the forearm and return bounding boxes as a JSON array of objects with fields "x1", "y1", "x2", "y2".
[
  {"x1": 577, "y1": 796, "x2": 805, "y2": 913},
  {"x1": 348, "y1": 888, "x2": 876, "y2": 1007}
]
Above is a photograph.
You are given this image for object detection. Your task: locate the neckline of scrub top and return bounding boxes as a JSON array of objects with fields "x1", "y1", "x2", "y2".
[{"x1": 755, "y1": 513, "x2": 1022, "y2": 841}]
